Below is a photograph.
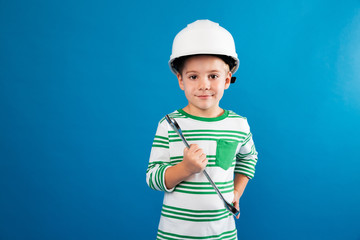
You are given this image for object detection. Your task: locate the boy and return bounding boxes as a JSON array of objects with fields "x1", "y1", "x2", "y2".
[{"x1": 146, "y1": 20, "x2": 258, "y2": 239}]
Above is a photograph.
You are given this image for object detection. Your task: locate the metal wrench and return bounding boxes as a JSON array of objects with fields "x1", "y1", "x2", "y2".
[{"x1": 165, "y1": 115, "x2": 239, "y2": 217}]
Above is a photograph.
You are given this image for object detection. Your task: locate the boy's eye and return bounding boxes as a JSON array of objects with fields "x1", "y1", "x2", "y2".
[
  {"x1": 209, "y1": 74, "x2": 218, "y2": 79},
  {"x1": 189, "y1": 75, "x2": 197, "y2": 80}
]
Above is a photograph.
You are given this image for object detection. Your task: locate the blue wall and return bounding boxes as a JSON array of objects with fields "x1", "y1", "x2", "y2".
[{"x1": 1, "y1": 0, "x2": 359, "y2": 239}]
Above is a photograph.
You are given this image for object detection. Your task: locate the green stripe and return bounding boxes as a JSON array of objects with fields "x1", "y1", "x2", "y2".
[
  {"x1": 157, "y1": 165, "x2": 165, "y2": 191},
  {"x1": 176, "y1": 184, "x2": 232, "y2": 190},
  {"x1": 181, "y1": 180, "x2": 233, "y2": 186},
  {"x1": 163, "y1": 204, "x2": 226, "y2": 213},
  {"x1": 234, "y1": 168, "x2": 255, "y2": 177},
  {"x1": 169, "y1": 161, "x2": 234, "y2": 168},
  {"x1": 146, "y1": 164, "x2": 155, "y2": 174},
  {"x1": 157, "y1": 229, "x2": 237, "y2": 240},
  {"x1": 235, "y1": 164, "x2": 255, "y2": 172},
  {"x1": 148, "y1": 164, "x2": 171, "y2": 191},
  {"x1": 162, "y1": 205, "x2": 228, "y2": 216},
  {"x1": 174, "y1": 188, "x2": 234, "y2": 195},
  {"x1": 153, "y1": 140, "x2": 169, "y2": 145},
  {"x1": 237, "y1": 158, "x2": 256, "y2": 165},
  {"x1": 169, "y1": 129, "x2": 247, "y2": 135},
  {"x1": 236, "y1": 157, "x2": 257, "y2": 164},
  {"x1": 170, "y1": 155, "x2": 216, "y2": 160},
  {"x1": 161, "y1": 205, "x2": 233, "y2": 221},
  {"x1": 237, "y1": 152, "x2": 253, "y2": 157},
  {"x1": 149, "y1": 161, "x2": 169, "y2": 165},
  {"x1": 161, "y1": 165, "x2": 168, "y2": 191},
  {"x1": 161, "y1": 212, "x2": 231, "y2": 222},
  {"x1": 150, "y1": 160, "x2": 235, "y2": 168},
  {"x1": 155, "y1": 135, "x2": 168, "y2": 140},
  {"x1": 169, "y1": 133, "x2": 245, "y2": 141},
  {"x1": 169, "y1": 138, "x2": 241, "y2": 143},
  {"x1": 169, "y1": 156, "x2": 236, "y2": 168},
  {"x1": 155, "y1": 165, "x2": 162, "y2": 190},
  {"x1": 236, "y1": 161, "x2": 256, "y2": 167},
  {"x1": 234, "y1": 171, "x2": 253, "y2": 179},
  {"x1": 152, "y1": 144, "x2": 169, "y2": 149},
  {"x1": 149, "y1": 171, "x2": 156, "y2": 190},
  {"x1": 237, "y1": 146, "x2": 256, "y2": 157},
  {"x1": 234, "y1": 169, "x2": 255, "y2": 176},
  {"x1": 174, "y1": 181, "x2": 234, "y2": 194},
  {"x1": 162, "y1": 208, "x2": 227, "y2": 218},
  {"x1": 241, "y1": 133, "x2": 252, "y2": 146},
  {"x1": 169, "y1": 160, "x2": 234, "y2": 168},
  {"x1": 162, "y1": 204, "x2": 227, "y2": 216},
  {"x1": 235, "y1": 163, "x2": 255, "y2": 170},
  {"x1": 170, "y1": 160, "x2": 181, "y2": 165}
]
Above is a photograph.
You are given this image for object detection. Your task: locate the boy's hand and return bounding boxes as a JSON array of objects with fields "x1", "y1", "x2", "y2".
[
  {"x1": 181, "y1": 144, "x2": 208, "y2": 174},
  {"x1": 232, "y1": 190, "x2": 241, "y2": 219},
  {"x1": 164, "y1": 144, "x2": 208, "y2": 189}
]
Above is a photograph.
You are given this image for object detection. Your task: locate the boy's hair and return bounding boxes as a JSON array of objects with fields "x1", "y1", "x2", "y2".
[{"x1": 172, "y1": 54, "x2": 236, "y2": 75}]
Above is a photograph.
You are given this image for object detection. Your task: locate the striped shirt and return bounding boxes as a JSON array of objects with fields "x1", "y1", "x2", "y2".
[{"x1": 146, "y1": 109, "x2": 258, "y2": 239}]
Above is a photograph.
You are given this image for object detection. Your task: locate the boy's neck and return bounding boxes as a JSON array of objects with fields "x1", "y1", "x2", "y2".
[{"x1": 182, "y1": 105, "x2": 225, "y2": 118}]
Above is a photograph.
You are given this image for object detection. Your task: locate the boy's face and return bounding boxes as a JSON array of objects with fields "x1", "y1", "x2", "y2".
[{"x1": 177, "y1": 55, "x2": 231, "y2": 117}]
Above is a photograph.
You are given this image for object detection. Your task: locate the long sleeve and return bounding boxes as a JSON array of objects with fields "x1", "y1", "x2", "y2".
[
  {"x1": 146, "y1": 119, "x2": 174, "y2": 192},
  {"x1": 234, "y1": 120, "x2": 258, "y2": 179}
]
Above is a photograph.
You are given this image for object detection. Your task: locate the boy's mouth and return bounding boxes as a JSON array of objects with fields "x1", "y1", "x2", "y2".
[{"x1": 196, "y1": 94, "x2": 213, "y2": 99}]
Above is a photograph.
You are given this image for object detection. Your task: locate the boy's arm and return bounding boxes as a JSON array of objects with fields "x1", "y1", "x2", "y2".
[
  {"x1": 146, "y1": 120, "x2": 173, "y2": 192},
  {"x1": 234, "y1": 121, "x2": 258, "y2": 179},
  {"x1": 165, "y1": 144, "x2": 208, "y2": 189},
  {"x1": 232, "y1": 173, "x2": 249, "y2": 219},
  {"x1": 232, "y1": 120, "x2": 258, "y2": 218},
  {"x1": 147, "y1": 119, "x2": 208, "y2": 191},
  {"x1": 234, "y1": 173, "x2": 249, "y2": 199}
]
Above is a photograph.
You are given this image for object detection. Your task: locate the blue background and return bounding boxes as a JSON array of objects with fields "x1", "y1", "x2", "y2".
[{"x1": 1, "y1": 0, "x2": 359, "y2": 239}]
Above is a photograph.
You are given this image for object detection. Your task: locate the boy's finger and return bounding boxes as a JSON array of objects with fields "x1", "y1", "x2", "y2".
[
  {"x1": 190, "y1": 144, "x2": 198, "y2": 148},
  {"x1": 183, "y1": 147, "x2": 189, "y2": 155},
  {"x1": 189, "y1": 144, "x2": 199, "y2": 152},
  {"x1": 199, "y1": 154, "x2": 206, "y2": 161}
]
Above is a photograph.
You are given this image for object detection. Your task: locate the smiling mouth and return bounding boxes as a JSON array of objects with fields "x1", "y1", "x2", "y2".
[{"x1": 196, "y1": 94, "x2": 213, "y2": 98}]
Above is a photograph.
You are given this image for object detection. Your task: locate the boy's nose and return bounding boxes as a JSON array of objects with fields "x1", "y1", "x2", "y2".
[{"x1": 198, "y1": 77, "x2": 210, "y2": 90}]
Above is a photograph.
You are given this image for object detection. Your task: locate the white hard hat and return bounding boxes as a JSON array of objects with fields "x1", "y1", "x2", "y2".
[{"x1": 169, "y1": 20, "x2": 239, "y2": 77}]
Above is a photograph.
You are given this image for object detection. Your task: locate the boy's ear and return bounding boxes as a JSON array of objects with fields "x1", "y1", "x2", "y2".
[
  {"x1": 177, "y1": 73, "x2": 185, "y2": 90},
  {"x1": 224, "y1": 71, "x2": 232, "y2": 90}
]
